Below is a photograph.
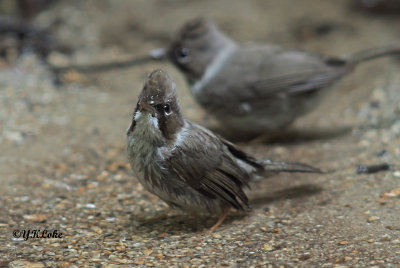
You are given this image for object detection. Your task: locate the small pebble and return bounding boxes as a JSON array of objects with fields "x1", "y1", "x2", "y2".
[
  {"x1": 367, "y1": 216, "x2": 380, "y2": 223},
  {"x1": 85, "y1": 203, "x2": 96, "y2": 209},
  {"x1": 262, "y1": 244, "x2": 274, "y2": 251}
]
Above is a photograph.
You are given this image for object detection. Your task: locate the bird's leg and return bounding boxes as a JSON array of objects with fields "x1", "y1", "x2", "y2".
[{"x1": 209, "y1": 207, "x2": 230, "y2": 232}]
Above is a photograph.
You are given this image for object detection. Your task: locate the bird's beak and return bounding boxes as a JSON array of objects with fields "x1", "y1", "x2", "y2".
[{"x1": 139, "y1": 101, "x2": 156, "y2": 117}]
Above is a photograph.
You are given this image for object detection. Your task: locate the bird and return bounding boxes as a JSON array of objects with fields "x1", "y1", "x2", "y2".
[
  {"x1": 126, "y1": 69, "x2": 321, "y2": 231},
  {"x1": 167, "y1": 17, "x2": 400, "y2": 137}
]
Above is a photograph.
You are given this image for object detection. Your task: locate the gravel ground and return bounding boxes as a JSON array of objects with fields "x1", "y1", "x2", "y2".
[{"x1": 0, "y1": 0, "x2": 399, "y2": 266}]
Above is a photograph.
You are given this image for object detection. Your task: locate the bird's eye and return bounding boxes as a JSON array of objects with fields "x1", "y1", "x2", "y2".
[
  {"x1": 175, "y1": 47, "x2": 191, "y2": 64},
  {"x1": 178, "y1": 48, "x2": 189, "y2": 58},
  {"x1": 154, "y1": 103, "x2": 172, "y2": 115},
  {"x1": 163, "y1": 104, "x2": 171, "y2": 115}
]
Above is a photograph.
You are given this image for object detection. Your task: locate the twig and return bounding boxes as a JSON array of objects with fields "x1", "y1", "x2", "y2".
[
  {"x1": 356, "y1": 163, "x2": 394, "y2": 174},
  {"x1": 48, "y1": 48, "x2": 166, "y2": 74}
]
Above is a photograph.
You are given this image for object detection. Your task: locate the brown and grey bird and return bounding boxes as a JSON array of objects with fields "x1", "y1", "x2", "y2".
[
  {"x1": 167, "y1": 18, "x2": 400, "y2": 137},
  {"x1": 126, "y1": 69, "x2": 321, "y2": 231}
]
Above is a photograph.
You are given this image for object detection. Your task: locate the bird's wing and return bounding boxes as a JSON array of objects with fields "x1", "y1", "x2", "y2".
[
  {"x1": 246, "y1": 65, "x2": 348, "y2": 98},
  {"x1": 215, "y1": 47, "x2": 349, "y2": 101},
  {"x1": 167, "y1": 122, "x2": 251, "y2": 210}
]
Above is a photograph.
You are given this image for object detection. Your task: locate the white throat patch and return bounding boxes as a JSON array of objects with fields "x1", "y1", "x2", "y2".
[
  {"x1": 130, "y1": 110, "x2": 164, "y2": 145},
  {"x1": 135, "y1": 111, "x2": 158, "y2": 129}
]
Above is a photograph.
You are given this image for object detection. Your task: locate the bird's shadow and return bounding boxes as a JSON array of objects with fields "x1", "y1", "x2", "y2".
[
  {"x1": 132, "y1": 183, "x2": 323, "y2": 234},
  {"x1": 249, "y1": 183, "x2": 323, "y2": 208},
  {"x1": 133, "y1": 210, "x2": 246, "y2": 234},
  {"x1": 213, "y1": 126, "x2": 352, "y2": 144},
  {"x1": 264, "y1": 127, "x2": 352, "y2": 144}
]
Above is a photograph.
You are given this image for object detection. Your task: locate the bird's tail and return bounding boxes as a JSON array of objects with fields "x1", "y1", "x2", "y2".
[
  {"x1": 261, "y1": 159, "x2": 323, "y2": 174},
  {"x1": 344, "y1": 44, "x2": 400, "y2": 65}
]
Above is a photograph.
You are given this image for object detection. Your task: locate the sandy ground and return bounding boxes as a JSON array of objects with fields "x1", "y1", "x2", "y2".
[{"x1": 0, "y1": 0, "x2": 400, "y2": 266}]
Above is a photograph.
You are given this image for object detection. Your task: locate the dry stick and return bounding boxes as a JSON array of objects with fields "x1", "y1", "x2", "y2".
[
  {"x1": 49, "y1": 48, "x2": 166, "y2": 74},
  {"x1": 356, "y1": 163, "x2": 394, "y2": 174}
]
